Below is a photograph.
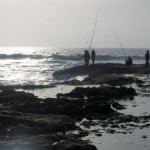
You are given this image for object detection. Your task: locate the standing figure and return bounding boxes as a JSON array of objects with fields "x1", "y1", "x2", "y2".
[
  {"x1": 125, "y1": 56, "x2": 133, "y2": 67},
  {"x1": 91, "y1": 49, "x2": 96, "y2": 65},
  {"x1": 84, "y1": 50, "x2": 90, "y2": 65},
  {"x1": 145, "y1": 50, "x2": 149, "y2": 67}
]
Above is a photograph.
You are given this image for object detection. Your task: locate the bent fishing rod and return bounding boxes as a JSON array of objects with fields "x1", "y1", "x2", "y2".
[
  {"x1": 83, "y1": 36, "x2": 90, "y2": 49},
  {"x1": 111, "y1": 28, "x2": 127, "y2": 60},
  {"x1": 89, "y1": 12, "x2": 100, "y2": 52}
]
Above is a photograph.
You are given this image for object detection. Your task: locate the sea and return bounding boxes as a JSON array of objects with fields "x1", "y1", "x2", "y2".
[
  {"x1": 0, "y1": 47, "x2": 148, "y2": 86},
  {"x1": 0, "y1": 47, "x2": 150, "y2": 150}
]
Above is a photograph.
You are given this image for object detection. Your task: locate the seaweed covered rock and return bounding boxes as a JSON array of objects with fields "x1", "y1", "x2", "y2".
[
  {"x1": 0, "y1": 90, "x2": 38, "y2": 104},
  {"x1": 105, "y1": 76, "x2": 143, "y2": 86},
  {"x1": 118, "y1": 87, "x2": 136, "y2": 97},
  {"x1": 87, "y1": 86, "x2": 137, "y2": 99},
  {"x1": 85, "y1": 102, "x2": 115, "y2": 115},
  {"x1": 59, "y1": 86, "x2": 137, "y2": 100},
  {"x1": 0, "y1": 134, "x2": 97, "y2": 150},
  {"x1": 0, "y1": 113, "x2": 75, "y2": 136},
  {"x1": 112, "y1": 102, "x2": 126, "y2": 110},
  {"x1": 0, "y1": 89, "x2": 84, "y2": 119},
  {"x1": 40, "y1": 98, "x2": 85, "y2": 119},
  {"x1": 52, "y1": 136, "x2": 97, "y2": 150}
]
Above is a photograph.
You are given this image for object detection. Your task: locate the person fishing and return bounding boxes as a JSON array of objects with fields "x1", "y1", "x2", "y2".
[
  {"x1": 112, "y1": 28, "x2": 133, "y2": 66},
  {"x1": 84, "y1": 50, "x2": 90, "y2": 65},
  {"x1": 91, "y1": 49, "x2": 96, "y2": 64},
  {"x1": 84, "y1": 12, "x2": 99, "y2": 66},
  {"x1": 125, "y1": 56, "x2": 133, "y2": 67},
  {"x1": 145, "y1": 50, "x2": 149, "y2": 67}
]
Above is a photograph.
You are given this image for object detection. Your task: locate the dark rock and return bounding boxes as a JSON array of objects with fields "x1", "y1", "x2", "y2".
[
  {"x1": 56, "y1": 86, "x2": 137, "y2": 108},
  {"x1": 106, "y1": 76, "x2": 135, "y2": 85},
  {"x1": 52, "y1": 137, "x2": 97, "y2": 150},
  {"x1": 0, "y1": 91, "x2": 37, "y2": 104},
  {"x1": 57, "y1": 92, "x2": 84, "y2": 99},
  {"x1": 78, "y1": 130, "x2": 89, "y2": 137},
  {"x1": 112, "y1": 102, "x2": 126, "y2": 110},
  {"x1": 111, "y1": 124, "x2": 120, "y2": 128},
  {"x1": 95, "y1": 133, "x2": 102, "y2": 137},
  {"x1": 53, "y1": 63, "x2": 147, "y2": 77},
  {"x1": 1, "y1": 89, "x2": 16, "y2": 96},
  {"x1": 106, "y1": 129, "x2": 116, "y2": 134},
  {"x1": 127, "y1": 87, "x2": 137, "y2": 95},
  {"x1": 85, "y1": 102, "x2": 115, "y2": 115},
  {"x1": 142, "y1": 135, "x2": 147, "y2": 138}
]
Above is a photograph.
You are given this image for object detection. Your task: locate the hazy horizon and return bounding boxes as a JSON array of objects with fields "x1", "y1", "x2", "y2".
[
  {"x1": 0, "y1": 47, "x2": 150, "y2": 49},
  {"x1": 0, "y1": 0, "x2": 150, "y2": 48}
]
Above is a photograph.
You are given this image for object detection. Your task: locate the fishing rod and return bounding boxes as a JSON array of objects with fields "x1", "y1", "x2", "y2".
[
  {"x1": 111, "y1": 28, "x2": 127, "y2": 60},
  {"x1": 83, "y1": 36, "x2": 90, "y2": 48},
  {"x1": 89, "y1": 12, "x2": 100, "y2": 52}
]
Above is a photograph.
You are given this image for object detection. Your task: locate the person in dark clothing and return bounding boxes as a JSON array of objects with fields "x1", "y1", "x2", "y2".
[
  {"x1": 91, "y1": 49, "x2": 96, "y2": 65},
  {"x1": 126, "y1": 56, "x2": 133, "y2": 67},
  {"x1": 145, "y1": 50, "x2": 149, "y2": 67},
  {"x1": 84, "y1": 50, "x2": 90, "y2": 65},
  {"x1": 84, "y1": 50, "x2": 87, "y2": 65}
]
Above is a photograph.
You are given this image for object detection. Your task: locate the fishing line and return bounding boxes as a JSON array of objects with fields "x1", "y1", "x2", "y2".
[
  {"x1": 111, "y1": 27, "x2": 127, "y2": 60},
  {"x1": 83, "y1": 36, "x2": 90, "y2": 48}
]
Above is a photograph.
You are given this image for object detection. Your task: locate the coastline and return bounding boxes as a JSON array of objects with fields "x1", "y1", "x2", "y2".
[
  {"x1": 0, "y1": 63, "x2": 150, "y2": 150},
  {"x1": 53, "y1": 63, "x2": 150, "y2": 77}
]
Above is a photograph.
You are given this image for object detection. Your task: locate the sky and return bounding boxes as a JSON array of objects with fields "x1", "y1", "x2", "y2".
[{"x1": 0, "y1": 0, "x2": 149, "y2": 48}]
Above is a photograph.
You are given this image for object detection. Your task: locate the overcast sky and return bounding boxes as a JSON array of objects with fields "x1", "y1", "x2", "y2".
[{"x1": 0, "y1": 0, "x2": 149, "y2": 48}]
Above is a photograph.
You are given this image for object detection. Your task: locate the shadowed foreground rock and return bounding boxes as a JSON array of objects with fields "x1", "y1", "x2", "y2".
[
  {"x1": 0, "y1": 86, "x2": 139, "y2": 150},
  {"x1": 0, "y1": 89, "x2": 96, "y2": 150}
]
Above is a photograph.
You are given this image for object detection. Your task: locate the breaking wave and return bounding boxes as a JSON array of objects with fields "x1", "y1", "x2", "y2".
[
  {"x1": 0, "y1": 54, "x2": 48, "y2": 59},
  {"x1": 51, "y1": 54, "x2": 144, "y2": 61}
]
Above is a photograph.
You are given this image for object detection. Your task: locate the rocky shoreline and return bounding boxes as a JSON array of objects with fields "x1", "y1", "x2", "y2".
[
  {"x1": 0, "y1": 63, "x2": 150, "y2": 150},
  {"x1": 53, "y1": 63, "x2": 150, "y2": 77}
]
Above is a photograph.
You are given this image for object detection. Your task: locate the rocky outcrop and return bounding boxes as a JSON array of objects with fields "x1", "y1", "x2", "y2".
[
  {"x1": 0, "y1": 86, "x2": 139, "y2": 150},
  {"x1": 58, "y1": 86, "x2": 137, "y2": 100},
  {"x1": 53, "y1": 63, "x2": 148, "y2": 77}
]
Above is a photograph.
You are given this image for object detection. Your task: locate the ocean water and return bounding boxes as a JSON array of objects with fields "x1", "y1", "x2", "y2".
[{"x1": 0, "y1": 47, "x2": 148, "y2": 86}]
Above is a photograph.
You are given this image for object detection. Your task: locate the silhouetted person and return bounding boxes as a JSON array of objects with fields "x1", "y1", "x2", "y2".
[
  {"x1": 145, "y1": 50, "x2": 149, "y2": 67},
  {"x1": 84, "y1": 50, "x2": 90, "y2": 65},
  {"x1": 126, "y1": 56, "x2": 132, "y2": 67},
  {"x1": 91, "y1": 49, "x2": 96, "y2": 65}
]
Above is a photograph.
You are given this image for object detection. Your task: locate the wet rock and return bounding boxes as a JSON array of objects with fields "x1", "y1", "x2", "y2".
[
  {"x1": 4, "y1": 93, "x2": 85, "y2": 119},
  {"x1": 78, "y1": 130, "x2": 89, "y2": 137},
  {"x1": 1, "y1": 89, "x2": 16, "y2": 96},
  {"x1": 48, "y1": 98, "x2": 85, "y2": 119},
  {"x1": 111, "y1": 124, "x2": 120, "y2": 128},
  {"x1": 0, "y1": 91, "x2": 38, "y2": 104},
  {"x1": 95, "y1": 133, "x2": 102, "y2": 137},
  {"x1": 118, "y1": 87, "x2": 136, "y2": 97},
  {"x1": 0, "y1": 87, "x2": 146, "y2": 150},
  {"x1": 85, "y1": 102, "x2": 115, "y2": 115},
  {"x1": 80, "y1": 121, "x2": 91, "y2": 128},
  {"x1": 112, "y1": 102, "x2": 126, "y2": 110},
  {"x1": 116, "y1": 131, "x2": 127, "y2": 134},
  {"x1": 106, "y1": 76, "x2": 139, "y2": 86},
  {"x1": 120, "y1": 125, "x2": 126, "y2": 129},
  {"x1": 57, "y1": 86, "x2": 137, "y2": 102},
  {"x1": 0, "y1": 114, "x2": 75, "y2": 136},
  {"x1": 100, "y1": 123, "x2": 109, "y2": 128},
  {"x1": 106, "y1": 129, "x2": 116, "y2": 134},
  {"x1": 52, "y1": 137, "x2": 97, "y2": 150},
  {"x1": 57, "y1": 92, "x2": 84, "y2": 99},
  {"x1": 0, "y1": 134, "x2": 96, "y2": 150},
  {"x1": 142, "y1": 135, "x2": 147, "y2": 138}
]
